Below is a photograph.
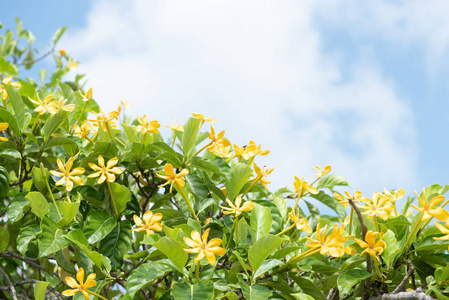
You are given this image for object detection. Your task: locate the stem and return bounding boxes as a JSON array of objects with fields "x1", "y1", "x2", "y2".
[
  {"x1": 185, "y1": 141, "x2": 213, "y2": 165},
  {"x1": 235, "y1": 216, "x2": 239, "y2": 246},
  {"x1": 70, "y1": 100, "x2": 89, "y2": 135},
  {"x1": 292, "y1": 190, "x2": 304, "y2": 212},
  {"x1": 402, "y1": 214, "x2": 423, "y2": 255},
  {"x1": 106, "y1": 180, "x2": 120, "y2": 218},
  {"x1": 176, "y1": 182, "x2": 199, "y2": 221},
  {"x1": 373, "y1": 258, "x2": 382, "y2": 280},
  {"x1": 276, "y1": 224, "x2": 296, "y2": 236},
  {"x1": 86, "y1": 290, "x2": 109, "y2": 300},
  {"x1": 247, "y1": 156, "x2": 254, "y2": 166},
  {"x1": 241, "y1": 175, "x2": 262, "y2": 197},
  {"x1": 277, "y1": 247, "x2": 321, "y2": 273},
  {"x1": 45, "y1": 177, "x2": 62, "y2": 220},
  {"x1": 2, "y1": 98, "x2": 7, "y2": 110},
  {"x1": 23, "y1": 114, "x2": 41, "y2": 146},
  {"x1": 105, "y1": 124, "x2": 114, "y2": 139},
  {"x1": 226, "y1": 154, "x2": 236, "y2": 162},
  {"x1": 142, "y1": 132, "x2": 146, "y2": 144},
  {"x1": 171, "y1": 135, "x2": 177, "y2": 148},
  {"x1": 196, "y1": 261, "x2": 200, "y2": 282},
  {"x1": 374, "y1": 215, "x2": 379, "y2": 232},
  {"x1": 349, "y1": 207, "x2": 354, "y2": 235}
]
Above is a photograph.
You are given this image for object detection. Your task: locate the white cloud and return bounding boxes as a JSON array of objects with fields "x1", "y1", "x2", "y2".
[
  {"x1": 317, "y1": 0, "x2": 449, "y2": 73},
  {"x1": 62, "y1": 0, "x2": 418, "y2": 197}
]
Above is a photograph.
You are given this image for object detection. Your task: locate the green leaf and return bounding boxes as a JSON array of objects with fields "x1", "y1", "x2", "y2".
[
  {"x1": 292, "y1": 294, "x2": 315, "y2": 300},
  {"x1": 127, "y1": 262, "x2": 171, "y2": 299},
  {"x1": 57, "y1": 201, "x2": 80, "y2": 227},
  {"x1": 42, "y1": 110, "x2": 69, "y2": 139},
  {"x1": 59, "y1": 82, "x2": 77, "y2": 104},
  {"x1": 0, "y1": 107, "x2": 20, "y2": 137},
  {"x1": 0, "y1": 57, "x2": 18, "y2": 76},
  {"x1": 225, "y1": 163, "x2": 253, "y2": 200},
  {"x1": 34, "y1": 281, "x2": 49, "y2": 300},
  {"x1": 381, "y1": 229, "x2": 400, "y2": 267},
  {"x1": 172, "y1": 280, "x2": 215, "y2": 300},
  {"x1": 17, "y1": 225, "x2": 40, "y2": 256},
  {"x1": 5, "y1": 85, "x2": 25, "y2": 130},
  {"x1": 415, "y1": 235, "x2": 449, "y2": 252},
  {"x1": 108, "y1": 182, "x2": 131, "y2": 214},
  {"x1": 0, "y1": 227, "x2": 9, "y2": 253},
  {"x1": 337, "y1": 269, "x2": 370, "y2": 295},
  {"x1": 7, "y1": 193, "x2": 29, "y2": 223},
  {"x1": 83, "y1": 210, "x2": 117, "y2": 244},
  {"x1": 31, "y1": 167, "x2": 48, "y2": 193},
  {"x1": 253, "y1": 259, "x2": 283, "y2": 279},
  {"x1": 181, "y1": 117, "x2": 201, "y2": 158},
  {"x1": 26, "y1": 191, "x2": 50, "y2": 219},
  {"x1": 309, "y1": 191, "x2": 345, "y2": 220},
  {"x1": 46, "y1": 137, "x2": 78, "y2": 157},
  {"x1": 38, "y1": 217, "x2": 70, "y2": 257},
  {"x1": 238, "y1": 276, "x2": 272, "y2": 300},
  {"x1": 250, "y1": 204, "x2": 272, "y2": 241},
  {"x1": 248, "y1": 234, "x2": 283, "y2": 274},
  {"x1": 289, "y1": 275, "x2": 325, "y2": 300},
  {"x1": 100, "y1": 221, "x2": 132, "y2": 269},
  {"x1": 189, "y1": 156, "x2": 224, "y2": 177},
  {"x1": 66, "y1": 230, "x2": 111, "y2": 272},
  {"x1": 52, "y1": 26, "x2": 68, "y2": 45},
  {"x1": 153, "y1": 237, "x2": 188, "y2": 273},
  {"x1": 317, "y1": 174, "x2": 349, "y2": 190}
]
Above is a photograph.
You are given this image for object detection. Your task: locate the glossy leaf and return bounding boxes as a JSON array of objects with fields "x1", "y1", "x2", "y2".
[
  {"x1": 248, "y1": 234, "x2": 283, "y2": 274},
  {"x1": 250, "y1": 204, "x2": 272, "y2": 241},
  {"x1": 26, "y1": 191, "x2": 49, "y2": 219},
  {"x1": 83, "y1": 210, "x2": 117, "y2": 244},
  {"x1": 127, "y1": 261, "x2": 171, "y2": 299},
  {"x1": 225, "y1": 162, "x2": 252, "y2": 201},
  {"x1": 172, "y1": 280, "x2": 214, "y2": 300},
  {"x1": 38, "y1": 217, "x2": 69, "y2": 257},
  {"x1": 153, "y1": 237, "x2": 188, "y2": 273}
]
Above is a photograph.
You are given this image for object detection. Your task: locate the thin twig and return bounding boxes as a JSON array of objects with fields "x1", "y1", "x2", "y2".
[
  {"x1": 0, "y1": 266, "x2": 18, "y2": 300},
  {"x1": 348, "y1": 198, "x2": 372, "y2": 299},
  {"x1": 393, "y1": 260, "x2": 415, "y2": 294}
]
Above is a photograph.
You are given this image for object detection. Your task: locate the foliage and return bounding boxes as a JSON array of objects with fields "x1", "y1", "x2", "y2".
[{"x1": 0, "y1": 18, "x2": 449, "y2": 300}]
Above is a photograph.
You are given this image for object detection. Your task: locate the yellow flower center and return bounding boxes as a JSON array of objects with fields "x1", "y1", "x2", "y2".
[{"x1": 200, "y1": 243, "x2": 207, "y2": 250}]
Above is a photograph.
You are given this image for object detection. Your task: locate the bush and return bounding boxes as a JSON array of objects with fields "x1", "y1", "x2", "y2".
[{"x1": 0, "y1": 19, "x2": 448, "y2": 300}]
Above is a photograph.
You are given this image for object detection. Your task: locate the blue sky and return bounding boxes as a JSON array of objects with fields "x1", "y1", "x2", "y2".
[{"x1": 2, "y1": 0, "x2": 449, "y2": 202}]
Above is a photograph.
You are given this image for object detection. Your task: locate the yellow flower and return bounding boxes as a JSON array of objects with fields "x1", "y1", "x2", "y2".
[
  {"x1": 120, "y1": 99, "x2": 132, "y2": 108},
  {"x1": 207, "y1": 126, "x2": 229, "y2": 152},
  {"x1": 433, "y1": 221, "x2": 449, "y2": 251},
  {"x1": 382, "y1": 188, "x2": 405, "y2": 204},
  {"x1": 50, "y1": 157, "x2": 85, "y2": 191},
  {"x1": 211, "y1": 138, "x2": 232, "y2": 158},
  {"x1": 313, "y1": 165, "x2": 331, "y2": 178},
  {"x1": 57, "y1": 97, "x2": 75, "y2": 112},
  {"x1": 28, "y1": 94, "x2": 58, "y2": 115},
  {"x1": 132, "y1": 210, "x2": 163, "y2": 235},
  {"x1": 166, "y1": 120, "x2": 184, "y2": 131},
  {"x1": 62, "y1": 268, "x2": 97, "y2": 300},
  {"x1": 89, "y1": 109, "x2": 119, "y2": 131},
  {"x1": 74, "y1": 121, "x2": 94, "y2": 139},
  {"x1": 0, "y1": 76, "x2": 21, "y2": 100},
  {"x1": 59, "y1": 49, "x2": 66, "y2": 56},
  {"x1": 359, "y1": 192, "x2": 395, "y2": 220},
  {"x1": 288, "y1": 211, "x2": 312, "y2": 233},
  {"x1": 334, "y1": 191, "x2": 367, "y2": 209},
  {"x1": 156, "y1": 163, "x2": 189, "y2": 193},
  {"x1": 133, "y1": 115, "x2": 161, "y2": 134},
  {"x1": 183, "y1": 229, "x2": 226, "y2": 265},
  {"x1": 219, "y1": 196, "x2": 255, "y2": 217},
  {"x1": 88, "y1": 155, "x2": 123, "y2": 184},
  {"x1": 66, "y1": 58, "x2": 79, "y2": 70},
  {"x1": 410, "y1": 188, "x2": 449, "y2": 221},
  {"x1": 354, "y1": 231, "x2": 386, "y2": 259},
  {"x1": 305, "y1": 223, "x2": 347, "y2": 257},
  {"x1": 293, "y1": 176, "x2": 318, "y2": 195},
  {"x1": 192, "y1": 112, "x2": 216, "y2": 127},
  {"x1": 0, "y1": 123, "x2": 8, "y2": 142},
  {"x1": 243, "y1": 140, "x2": 270, "y2": 160},
  {"x1": 248, "y1": 163, "x2": 274, "y2": 189},
  {"x1": 80, "y1": 88, "x2": 93, "y2": 102}
]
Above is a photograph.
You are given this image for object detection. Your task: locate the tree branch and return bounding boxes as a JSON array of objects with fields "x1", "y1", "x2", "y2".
[
  {"x1": 393, "y1": 260, "x2": 415, "y2": 294},
  {"x1": 369, "y1": 288, "x2": 434, "y2": 300}
]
